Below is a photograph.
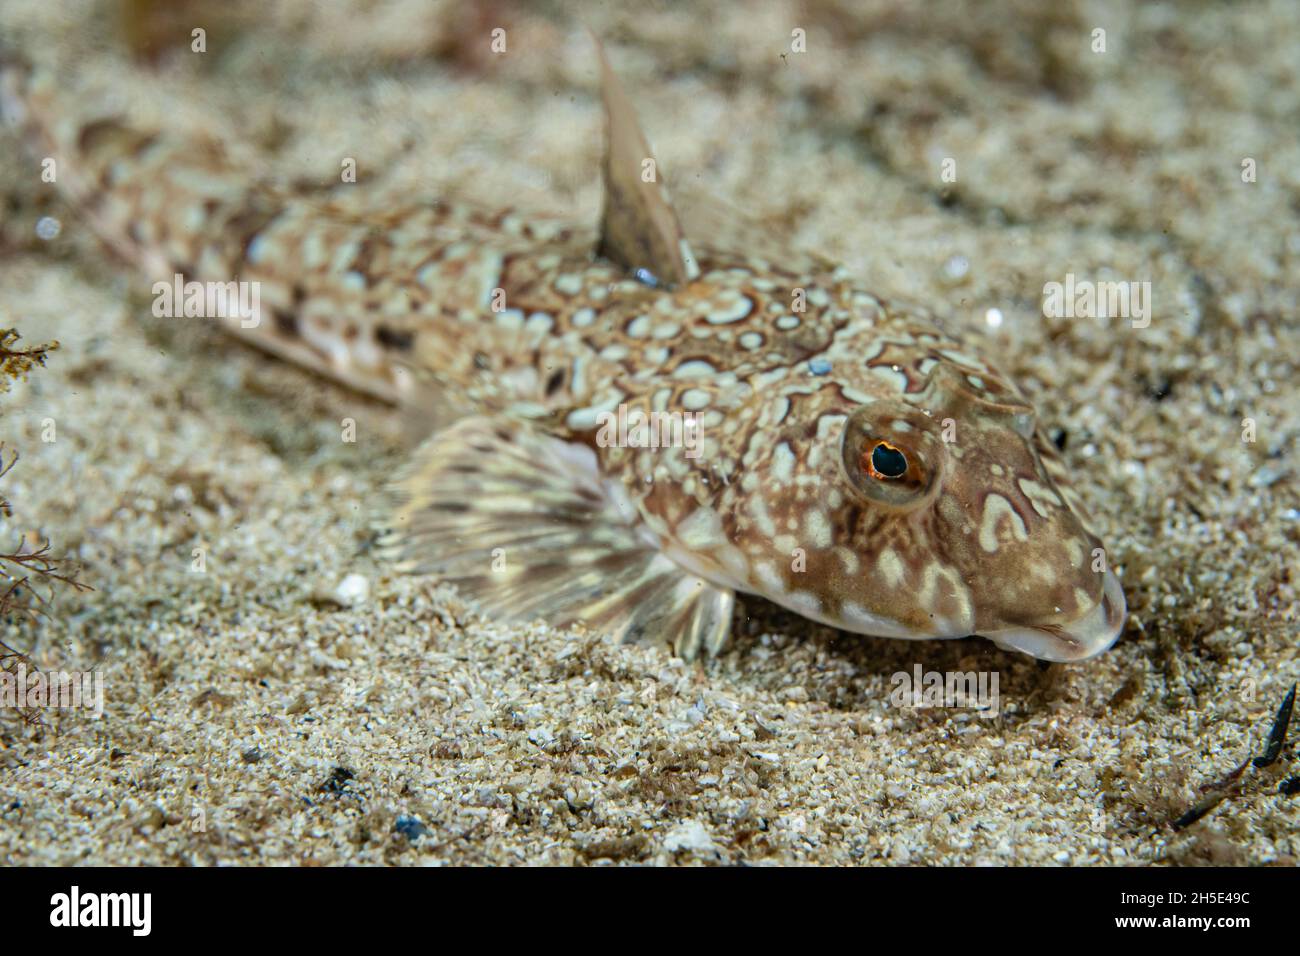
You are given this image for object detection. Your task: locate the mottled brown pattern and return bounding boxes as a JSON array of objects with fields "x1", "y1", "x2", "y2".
[{"x1": 2, "y1": 44, "x2": 1124, "y2": 662}]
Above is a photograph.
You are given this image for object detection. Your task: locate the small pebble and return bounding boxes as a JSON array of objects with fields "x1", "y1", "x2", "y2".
[
  {"x1": 941, "y1": 254, "x2": 969, "y2": 284},
  {"x1": 1249, "y1": 466, "x2": 1287, "y2": 488},
  {"x1": 334, "y1": 573, "x2": 370, "y2": 605},
  {"x1": 662, "y1": 819, "x2": 717, "y2": 855},
  {"x1": 35, "y1": 216, "x2": 61, "y2": 241}
]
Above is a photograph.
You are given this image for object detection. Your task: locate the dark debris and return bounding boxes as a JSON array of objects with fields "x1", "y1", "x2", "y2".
[
  {"x1": 320, "y1": 766, "x2": 356, "y2": 797},
  {"x1": 1170, "y1": 682, "x2": 1297, "y2": 830},
  {"x1": 393, "y1": 816, "x2": 431, "y2": 842},
  {"x1": 1251, "y1": 682, "x2": 1295, "y2": 769}
]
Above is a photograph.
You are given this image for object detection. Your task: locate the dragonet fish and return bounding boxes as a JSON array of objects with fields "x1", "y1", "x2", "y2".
[{"x1": 0, "y1": 37, "x2": 1125, "y2": 663}]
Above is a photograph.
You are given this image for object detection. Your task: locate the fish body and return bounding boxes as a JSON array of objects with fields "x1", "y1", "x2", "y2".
[{"x1": 1, "y1": 40, "x2": 1125, "y2": 662}]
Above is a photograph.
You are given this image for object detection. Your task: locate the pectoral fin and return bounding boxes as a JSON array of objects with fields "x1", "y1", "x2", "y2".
[{"x1": 376, "y1": 416, "x2": 734, "y2": 658}]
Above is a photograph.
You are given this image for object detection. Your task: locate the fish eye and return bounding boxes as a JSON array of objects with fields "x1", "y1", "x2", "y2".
[
  {"x1": 840, "y1": 402, "x2": 945, "y2": 511},
  {"x1": 865, "y1": 440, "x2": 908, "y2": 480}
]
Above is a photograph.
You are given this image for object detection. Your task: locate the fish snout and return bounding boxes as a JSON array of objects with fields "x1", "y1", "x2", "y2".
[{"x1": 981, "y1": 568, "x2": 1126, "y2": 662}]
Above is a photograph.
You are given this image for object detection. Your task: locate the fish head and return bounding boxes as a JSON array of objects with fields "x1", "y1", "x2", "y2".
[{"x1": 733, "y1": 347, "x2": 1125, "y2": 663}]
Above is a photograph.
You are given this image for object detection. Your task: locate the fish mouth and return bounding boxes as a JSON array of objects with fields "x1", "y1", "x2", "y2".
[{"x1": 982, "y1": 569, "x2": 1127, "y2": 663}]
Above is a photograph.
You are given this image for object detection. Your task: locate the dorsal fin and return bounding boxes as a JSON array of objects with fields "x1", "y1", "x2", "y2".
[{"x1": 591, "y1": 34, "x2": 700, "y2": 287}]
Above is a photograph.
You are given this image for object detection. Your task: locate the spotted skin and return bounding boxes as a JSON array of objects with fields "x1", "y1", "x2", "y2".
[{"x1": 2, "y1": 49, "x2": 1125, "y2": 662}]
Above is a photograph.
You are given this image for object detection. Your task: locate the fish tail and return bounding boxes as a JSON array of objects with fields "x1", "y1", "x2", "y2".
[
  {"x1": 2, "y1": 48, "x2": 424, "y2": 402},
  {"x1": 5, "y1": 51, "x2": 259, "y2": 270}
]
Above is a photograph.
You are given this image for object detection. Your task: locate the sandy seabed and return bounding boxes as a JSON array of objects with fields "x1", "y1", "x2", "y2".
[{"x1": 0, "y1": 0, "x2": 1296, "y2": 865}]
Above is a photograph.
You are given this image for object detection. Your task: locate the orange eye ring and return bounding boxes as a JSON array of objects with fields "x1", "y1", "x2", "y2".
[
  {"x1": 840, "y1": 401, "x2": 945, "y2": 512},
  {"x1": 862, "y1": 440, "x2": 908, "y2": 480}
]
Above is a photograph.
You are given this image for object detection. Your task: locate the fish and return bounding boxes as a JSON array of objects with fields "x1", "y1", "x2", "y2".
[{"x1": 0, "y1": 36, "x2": 1126, "y2": 664}]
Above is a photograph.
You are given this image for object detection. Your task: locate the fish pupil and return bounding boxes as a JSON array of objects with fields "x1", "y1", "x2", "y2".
[{"x1": 870, "y1": 441, "x2": 907, "y2": 479}]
